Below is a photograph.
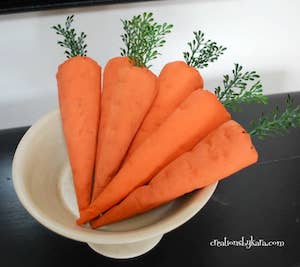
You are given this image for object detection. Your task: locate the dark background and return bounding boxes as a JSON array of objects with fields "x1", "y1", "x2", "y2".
[
  {"x1": 0, "y1": 0, "x2": 153, "y2": 14},
  {"x1": 1, "y1": 93, "x2": 300, "y2": 267}
]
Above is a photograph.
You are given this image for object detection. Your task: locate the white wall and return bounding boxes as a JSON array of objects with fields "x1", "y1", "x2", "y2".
[{"x1": 0, "y1": 0, "x2": 299, "y2": 129}]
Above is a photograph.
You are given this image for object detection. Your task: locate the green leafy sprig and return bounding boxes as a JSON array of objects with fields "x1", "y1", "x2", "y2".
[
  {"x1": 121, "y1": 12, "x2": 173, "y2": 68},
  {"x1": 249, "y1": 95, "x2": 300, "y2": 139},
  {"x1": 52, "y1": 15, "x2": 87, "y2": 58},
  {"x1": 215, "y1": 63, "x2": 268, "y2": 111},
  {"x1": 183, "y1": 30, "x2": 226, "y2": 68}
]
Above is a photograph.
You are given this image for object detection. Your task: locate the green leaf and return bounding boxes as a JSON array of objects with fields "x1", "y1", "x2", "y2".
[
  {"x1": 120, "y1": 12, "x2": 173, "y2": 68},
  {"x1": 183, "y1": 30, "x2": 226, "y2": 69},
  {"x1": 215, "y1": 63, "x2": 268, "y2": 111},
  {"x1": 248, "y1": 95, "x2": 300, "y2": 139},
  {"x1": 52, "y1": 15, "x2": 87, "y2": 58}
]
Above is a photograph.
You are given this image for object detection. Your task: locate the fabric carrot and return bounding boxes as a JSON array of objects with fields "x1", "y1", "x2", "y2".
[
  {"x1": 53, "y1": 16, "x2": 101, "y2": 211},
  {"x1": 126, "y1": 29, "x2": 226, "y2": 157},
  {"x1": 91, "y1": 13, "x2": 173, "y2": 199},
  {"x1": 92, "y1": 57, "x2": 157, "y2": 199},
  {"x1": 77, "y1": 89, "x2": 231, "y2": 224},
  {"x1": 90, "y1": 120, "x2": 258, "y2": 228},
  {"x1": 126, "y1": 61, "x2": 203, "y2": 157}
]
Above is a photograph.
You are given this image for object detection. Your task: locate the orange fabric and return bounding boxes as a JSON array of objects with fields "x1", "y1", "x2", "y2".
[
  {"x1": 77, "y1": 90, "x2": 230, "y2": 224},
  {"x1": 56, "y1": 56, "x2": 101, "y2": 212},
  {"x1": 126, "y1": 61, "x2": 203, "y2": 157},
  {"x1": 92, "y1": 57, "x2": 157, "y2": 200},
  {"x1": 91, "y1": 120, "x2": 258, "y2": 228}
]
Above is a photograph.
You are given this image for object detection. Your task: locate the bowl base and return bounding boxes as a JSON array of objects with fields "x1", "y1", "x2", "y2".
[{"x1": 87, "y1": 234, "x2": 163, "y2": 259}]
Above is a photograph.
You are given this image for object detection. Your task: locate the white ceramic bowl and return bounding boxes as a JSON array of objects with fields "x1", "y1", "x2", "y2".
[{"x1": 12, "y1": 109, "x2": 218, "y2": 259}]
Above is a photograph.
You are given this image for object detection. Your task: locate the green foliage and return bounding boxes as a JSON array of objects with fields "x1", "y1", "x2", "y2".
[
  {"x1": 215, "y1": 63, "x2": 268, "y2": 111},
  {"x1": 52, "y1": 15, "x2": 87, "y2": 58},
  {"x1": 183, "y1": 30, "x2": 226, "y2": 68},
  {"x1": 120, "y1": 12, "x2": 173, "y2": 68},
  {"x1": 249, "y1": 95, "x2": 300, "y2": 139}
]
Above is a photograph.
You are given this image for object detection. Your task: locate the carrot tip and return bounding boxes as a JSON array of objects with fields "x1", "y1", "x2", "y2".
[
  {"x1": 77, "y1": 208, "x2": 102, "y2": 225},
  {"x1": 76, "y1": 213, "x2": 89, "y2": 225},
  {"x1": 90, "y1": 221, "x2": 99, "y2": 229},
  {"x1": 76, "y1": 218, "x2": 85, "y2": 225}
]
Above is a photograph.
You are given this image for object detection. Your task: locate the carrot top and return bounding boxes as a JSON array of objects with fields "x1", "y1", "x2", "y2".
[
  {"x1": 183, "y1": 30, "x2": 226, "y2": 69},
  {"x1": 121, "y1": 12, "x2": 173, "y2": 68},
  {"x1": 214, "y1": 64, "x2": 300, "y2": 138},
  {"x1": 249, "y1": 94, "x2": 300, "y2": 139},
  {"x1": 52, "y1": 15, "x2": 87, "y2": 58},
  {"x1": 215, "y1": 63, "x2": 268, "y2": 111}
]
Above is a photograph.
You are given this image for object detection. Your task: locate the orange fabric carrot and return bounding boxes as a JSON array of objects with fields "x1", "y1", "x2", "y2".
[
  {"x1": 91, "y1": 120, "x2": 258, "y2": 228},
  {"x1": 77, "y1": 89, "x2": 231, "y2": 224},
  {"x1": 126, "y1": 61, "x2": 203, "y2": 157},
  {"x1": 57, "y1": 56, "x2": 101, "y2": 212},
  {"x1": 91, "y1": 57, "x2": 157, "y2": 200}
]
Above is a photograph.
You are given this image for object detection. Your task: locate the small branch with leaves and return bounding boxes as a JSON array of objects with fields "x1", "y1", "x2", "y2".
[
  {"x1": 183, "y1": 30, "x2": 226, "y2": 69},
  {"x1": 52, "y1": 15, "x2": 87, "y2": 58},
  {"x1": 248, "y1": 95, "x2": 300, "y2": 139},
  {"x1": 215, "y1": 63, "x2": 268, "y2": 111},
  {"x1": 121, "y1": 12, "x2": 173, "y2": 68}
]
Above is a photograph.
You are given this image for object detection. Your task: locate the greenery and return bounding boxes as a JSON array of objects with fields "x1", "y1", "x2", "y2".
[
  {"x1": 52, "y1": 15, "x2": 87, "y2": 58},
  {"x1": 215, "y1": 63, "x2": 268, "y2": 111},
  {"x1": 248, "y1": 95, "x2": 300, "y2": 139},
  {"x1": 183, "y1": 30, "x2": 226, "y2": 68},
  {"x1": 120, "y1": 12, "x2": 173, "y2": 68}
]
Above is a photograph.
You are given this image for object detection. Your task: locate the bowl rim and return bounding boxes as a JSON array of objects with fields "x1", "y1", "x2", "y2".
[{"x1": 12, "y1": 109, "x2": 218, "y2": 244}]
